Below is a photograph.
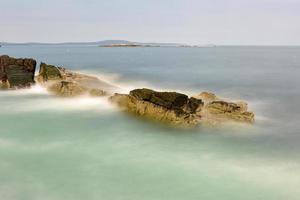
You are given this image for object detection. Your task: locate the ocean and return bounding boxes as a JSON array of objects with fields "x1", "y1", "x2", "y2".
[{"x1": 0, "y1": 45, "x2": 300, "y2": 200}]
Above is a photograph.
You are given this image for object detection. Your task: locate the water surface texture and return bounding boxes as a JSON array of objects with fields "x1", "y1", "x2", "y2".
[{"x1": 0, "y1": 46, "x2": 300, "y2": 200}]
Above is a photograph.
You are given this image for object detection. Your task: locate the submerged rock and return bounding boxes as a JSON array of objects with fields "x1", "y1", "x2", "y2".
[
  {"x1": 48, "y1": 81, "x2": 87, "y2": 97},
  {"x1": 89, "y1": 88, "x2": 107, "y2": 97},
  {"x1": 37, "y1": 62, "x2": 116, "y2": 97},
  {"x1": 111, "y1": 88, "x2": 204, "y2": 127},
  {"x1": 0, "y1": 55, "x2": 36, "y2": 88}
]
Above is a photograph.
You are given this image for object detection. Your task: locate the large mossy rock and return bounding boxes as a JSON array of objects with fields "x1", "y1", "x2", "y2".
[
  {"x1": 111, "y1": 88, "x2": 204, "y2": 127},
  {"x1": 37, "y1": 62, "x2": 63, "y2": 82},
  {"x1": 0, "y1": 55, "x2": 36, "y2": 88},
  {"x1": 130, "y1": 88, "x2": 189, "y2": 110}
]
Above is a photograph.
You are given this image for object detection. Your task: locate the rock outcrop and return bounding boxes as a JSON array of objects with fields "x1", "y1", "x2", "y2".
[
  {"x1": 111, "y1": 89, "x2": 255, "y2": 127},
  {"x1": 111, "y1": 88, "x2": 204, "y2": 126},
  {"x1": 204, "y1": 101, "x2": 254, "y2": 122},
  {"x1": 0, "y1": 55, "x2": 36, "y2": 88},
  {"x1": 37, "y1": 62, "x2": 116, "y2": 97},
  {"x1": 37, "y1": 62, "x2": 62, "y2": 82},
  {"x1": 193, "y1": 92, "x2": 255, "y2": 123}
]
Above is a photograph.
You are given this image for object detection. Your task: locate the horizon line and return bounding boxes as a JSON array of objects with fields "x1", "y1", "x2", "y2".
[{"x1": 1, "y1": 40, "x2": 300, "y2": 47}]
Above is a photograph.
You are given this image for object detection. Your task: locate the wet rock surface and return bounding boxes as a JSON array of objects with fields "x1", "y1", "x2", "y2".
[
  {"x1": 37, "y1": 62, "x2": 116, "y2": 97},
  {"x1": 48, "y1": 81, "x2": 87, "y2": 97},
  {"x1": 111, "y1": 89, "x2": 255, "y2": 127},
  {"x1": 111, "y1": 88, "x2": 204, "y2": 127},
  {"x1": 37, "y1": 62, "x2": 62, "y2": 82},
  {"x1": 0, "y1": 55, "x2": 36, "y2": 88},
  {"x1": 206, "y1": 100, "x2": 254, "y2": 123}
]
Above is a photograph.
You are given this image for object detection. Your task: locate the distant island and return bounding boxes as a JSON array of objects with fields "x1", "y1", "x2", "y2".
[
  {"x1": 0, "y1": 40, "x2": 216, "y2": 48},
  {"x1": 99, "y1": 43, "x2": 159, "y2": 48}
]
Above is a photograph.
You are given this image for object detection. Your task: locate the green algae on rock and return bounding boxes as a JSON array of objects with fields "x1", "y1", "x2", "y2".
[{"x1": 37, "y1": 62, "x2": 63, "y2": 82}]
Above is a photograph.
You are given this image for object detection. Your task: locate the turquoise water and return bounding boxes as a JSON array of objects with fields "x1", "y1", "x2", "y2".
[{"x1": 0, "y1": 46, "x2": 300, "y2": 200}]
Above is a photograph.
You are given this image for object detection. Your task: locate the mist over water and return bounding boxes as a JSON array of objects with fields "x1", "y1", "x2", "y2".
[{"x1": 0, "y1": 46, "x2": 300, "y2": 200}]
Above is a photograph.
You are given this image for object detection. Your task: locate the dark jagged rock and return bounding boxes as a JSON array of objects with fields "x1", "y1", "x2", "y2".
[
  {"x1": 111, "y1": 88, "x2": 204, "y2": 127},
  {"x1": 130, "y1": 88, "x2": 189, "y2": 110},
  {"x1": 208, "y1": 101, "x2": 243, "y2": 113},
  {"x1": 0, "y1": 55, "x2": 36, "y2": 88},
  {"x1": 186, "y1": 97, "x2": 203, "y2": 114}
]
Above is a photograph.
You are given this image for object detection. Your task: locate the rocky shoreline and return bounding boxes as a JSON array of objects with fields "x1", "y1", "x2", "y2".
[
  {"x1": 110, "y1": 89, "x2": 254, "y2": 127},
  {"x1": 0, "y1": 55, "x2": 255, "y2": 128}
]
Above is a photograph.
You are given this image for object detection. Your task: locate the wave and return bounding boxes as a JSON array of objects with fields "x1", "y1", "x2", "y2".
[
  {"x1": 76, "y1": 69, "x2": 156, "y2": 93},
  {"x1": 0, "y1": 84, "x2": 49, "y2": 97},
  {"x1": 1, "y1": 96, "x2": 115, "y2": 113}
]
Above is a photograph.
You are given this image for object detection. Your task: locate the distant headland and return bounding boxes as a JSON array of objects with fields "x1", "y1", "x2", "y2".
[{"x1": 0, "y1": 40, "x2": 216, "y2": 48}]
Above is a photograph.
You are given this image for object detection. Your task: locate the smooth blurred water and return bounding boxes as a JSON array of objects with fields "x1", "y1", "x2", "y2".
[{"x1": 0, "y1": 46, "x2": 300, "y2": 200}]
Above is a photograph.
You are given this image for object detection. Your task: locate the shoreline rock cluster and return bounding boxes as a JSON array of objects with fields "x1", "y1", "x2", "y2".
[
  {"x1": 0, "y1": 55, "x2": 255, "y2": 127},
  {"x1": 111, "y1": 89, "x2": 254, "y2": 127}
]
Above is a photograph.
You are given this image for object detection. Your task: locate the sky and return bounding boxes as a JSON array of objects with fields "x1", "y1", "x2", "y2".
[{"x1": 0, "y1": 0, "x2": 300, "y2": 45}]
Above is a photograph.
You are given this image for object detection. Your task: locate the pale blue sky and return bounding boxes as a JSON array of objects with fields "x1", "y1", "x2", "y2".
[{"x1": 1, "y1": 0, "x2": 299, "y2": 45}]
